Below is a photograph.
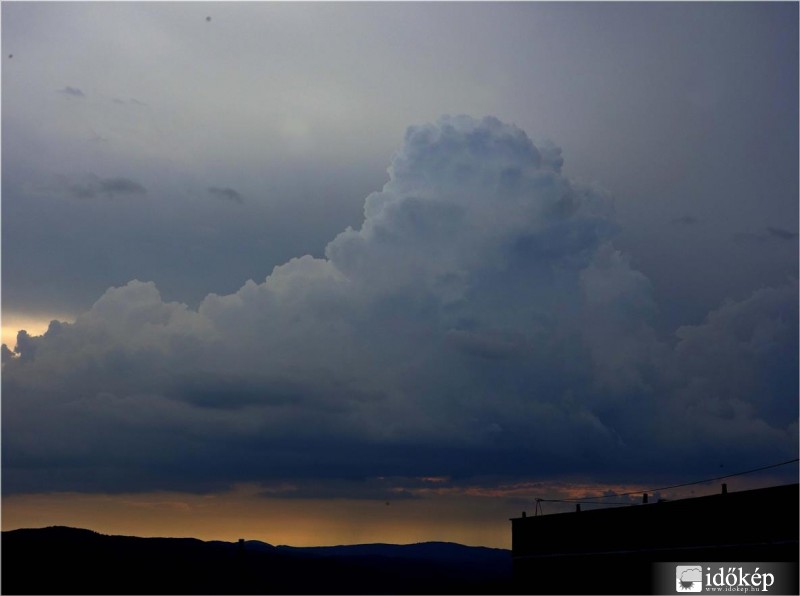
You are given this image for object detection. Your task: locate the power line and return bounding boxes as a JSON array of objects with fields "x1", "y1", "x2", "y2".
[{"x1": 538, "y1": 457, "x2": 799, "y2": 503}]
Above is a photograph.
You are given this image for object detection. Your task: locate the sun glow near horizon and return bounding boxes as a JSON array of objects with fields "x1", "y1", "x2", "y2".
[
  {"x1": 1, "y1": 312, "x2": 74, "y2": 351},
  {"x1": 2, "y1": 487, "x2": 514, "y2": 549},
  {"x1": 3, "y1": 475, "x2": 788, "y2": 549}
]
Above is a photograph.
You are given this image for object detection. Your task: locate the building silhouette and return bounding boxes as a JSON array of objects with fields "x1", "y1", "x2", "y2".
[{"x1": 510, "y1": 483, "x2": 799, "y2": 594}]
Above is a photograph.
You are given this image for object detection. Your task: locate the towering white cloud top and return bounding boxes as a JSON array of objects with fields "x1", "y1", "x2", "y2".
[{"x1": 3, "y1": 116, "x2": 796, "y2": 494}]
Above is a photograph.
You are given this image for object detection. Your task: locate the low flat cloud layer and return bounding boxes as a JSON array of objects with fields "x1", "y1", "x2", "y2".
[{"x1": 3, "y1": 116, "x2": 797, "y2": 497}]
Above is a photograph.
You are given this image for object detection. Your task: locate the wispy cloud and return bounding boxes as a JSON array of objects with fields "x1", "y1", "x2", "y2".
[
  {"x1": 735, "y1": 226, "x2": 798, "y2": 244},
  {"x1": 112, "y1": 97, "x2": 148, "y2": 107},
  {"x1": 64, "y1": 174, "x2": 147, "y2": 199},
  {"x1": 208, "y1": 186, "x2": 244, "y2": 204},
  {"x1": 765, "y1": 226, "x2": 798, "y2": 241},
  {"x1": 57, "y1": 86, "x2": 85, "y2": 98}
]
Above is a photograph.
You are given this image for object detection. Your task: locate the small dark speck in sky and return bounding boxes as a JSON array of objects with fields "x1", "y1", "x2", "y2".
[
  {"x1": 8, "y1": 54, "x2": 13, "y2": 59},
  {"x1": 206, "y1": 16, "x2": 211, "y2": 22}
]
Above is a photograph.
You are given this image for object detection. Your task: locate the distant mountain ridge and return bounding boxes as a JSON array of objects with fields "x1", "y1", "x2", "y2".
[
  {"x1": 244, "y1": 538, "x2": 509, "y2": 561},
  {"x1": 2, "y1": 526, "x2": 513, "y2": 595}
]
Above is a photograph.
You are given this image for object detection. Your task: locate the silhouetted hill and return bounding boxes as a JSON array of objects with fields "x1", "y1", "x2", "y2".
[
  {"x1": 1, "y1": 526, "x2": 513, "y2": 595},
  {"x1": 279, "y1": 541, "x2": 509, "y2": 563}
]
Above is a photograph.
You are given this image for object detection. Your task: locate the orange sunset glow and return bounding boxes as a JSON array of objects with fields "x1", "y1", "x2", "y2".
[
  {"x1": 3, "y1": 485, "x2": 515, "y2": 548},
  {"x1": 3, "y1": 474, "x2": 785, "y2": 549},
  {"x1": 1, "y1": 312, "x2": 73, "y2": 351}
]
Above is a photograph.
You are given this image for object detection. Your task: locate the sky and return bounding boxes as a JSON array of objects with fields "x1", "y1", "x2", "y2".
[{"x1": 1, "y1": 2, "x2": 798, "y2": 549}]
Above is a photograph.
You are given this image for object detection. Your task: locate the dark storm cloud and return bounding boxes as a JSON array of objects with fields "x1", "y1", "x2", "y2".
[
  {"x1": 62, "y1": 174, "x2": 147, "y2": 200},
  {"x1": 11, "y1": 330, "x2": 40, "y2": 362},
  {"x1": 673, "y1": 283, "x2": 798, "y2": 431},
  {"x1": 2, "y1": 117, "x2": 797, "y2": 498},
  {"x1": 2, "y1": 344, "x2": 17, "y2": 363},
  {"x1": 207, "y1": 186, "x2": 244, "y2": 204},
  {"x1": 57, "y1": 85, "x2": 85, "y2": 97}
]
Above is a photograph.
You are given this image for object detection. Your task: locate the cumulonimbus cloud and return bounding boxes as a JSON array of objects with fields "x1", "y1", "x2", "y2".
[{"x1": 2, "y1": 116, "x2": 797, "y2": 496}]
